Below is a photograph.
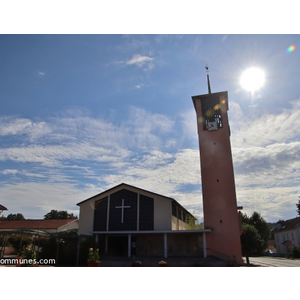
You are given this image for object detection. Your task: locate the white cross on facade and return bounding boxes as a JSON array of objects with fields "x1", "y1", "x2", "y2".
[{"x1": 115, "y1": 199, "x2": 131, "y2": 223}]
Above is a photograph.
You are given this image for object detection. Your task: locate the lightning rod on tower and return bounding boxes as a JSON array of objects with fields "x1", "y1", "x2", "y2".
[{"x1": 205, "y1": 64, "x2": 211, "y2": 94}]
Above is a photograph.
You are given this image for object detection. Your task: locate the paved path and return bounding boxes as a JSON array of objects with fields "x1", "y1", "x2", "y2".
[{"x1": 246, "y1": 256, "x2": 300, "y2": 267}]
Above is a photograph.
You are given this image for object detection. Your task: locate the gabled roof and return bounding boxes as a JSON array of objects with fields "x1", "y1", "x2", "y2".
[
  {"x1": 77, "y1": 182, "x2": 196, "y2": 219},
  {"x1": 0, "y1": 204, "x2": 7, "y2": 211},
  {"x1": 0, "y1": 219, "x2": 78, "y2": 230},
  {"x1": 274, "y1": 217, "x2": 300, "y2": 233}
]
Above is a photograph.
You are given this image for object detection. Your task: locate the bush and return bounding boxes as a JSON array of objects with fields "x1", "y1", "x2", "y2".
[
  {"x1": 293, "y1": 247, "x2": 300, "y2": 258},
  {"x1": 39, "y1": 232, "x2": 79, "y2": 266},
  {"x1": 8, "y1": 234, "x2": 32, "y2": 253}
]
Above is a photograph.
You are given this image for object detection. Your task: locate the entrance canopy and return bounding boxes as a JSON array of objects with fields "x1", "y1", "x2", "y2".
[{"x1": 92, "y1": 229, "x2": 212, "y2": 259}]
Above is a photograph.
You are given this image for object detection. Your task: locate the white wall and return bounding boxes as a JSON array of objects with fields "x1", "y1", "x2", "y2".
[{"x1": 78, "y1": 199, "x2": 95, "y2": 235}]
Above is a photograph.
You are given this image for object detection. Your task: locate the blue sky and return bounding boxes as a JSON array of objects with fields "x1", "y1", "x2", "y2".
[{"x1": 0, "y1": 34, "x2": 300, "y2": 223}]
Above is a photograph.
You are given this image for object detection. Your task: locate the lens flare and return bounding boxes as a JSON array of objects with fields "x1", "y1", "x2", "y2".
[{"x1": 287, "y1": 45, "x2": 296, "y2": 53}]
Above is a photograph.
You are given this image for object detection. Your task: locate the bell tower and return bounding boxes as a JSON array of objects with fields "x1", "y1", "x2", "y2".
[{"x1": 192, "y1": 66, "x2": 242, "y2": 263}]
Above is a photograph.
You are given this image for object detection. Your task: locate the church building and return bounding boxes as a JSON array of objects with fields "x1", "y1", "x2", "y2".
[
  {"x1": 77, "y1": 183, "x2": 210, "y2": 258},
  {"x1": 77, "y1": 68, "x2": 243, "y2": 264}
]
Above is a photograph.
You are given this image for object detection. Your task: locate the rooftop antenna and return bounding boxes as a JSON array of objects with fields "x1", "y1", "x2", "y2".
[{"x1": 205, "y1": 64, "x2": 211, "y2": 94}]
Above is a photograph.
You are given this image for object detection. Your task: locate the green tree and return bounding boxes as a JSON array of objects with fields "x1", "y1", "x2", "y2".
[
  {"x1": 296, "y1": 196, "x2": 300, "y2": 216},
  {"x1": 240, "y1": 211, "x2": 271, "y2": 259},
  {"x1": 241, "y1": 224, "x2": 264, "y2": 264},
  {"x1": 248, "y1": 211, "x2": 271, "y2": 252},
  {"x1": 6, "y1": 213, "x2": 25, "y2": 220},
  {"x1": 44, "y1": 209, "x2": 77, "y2": 219},
  {"x1": 186, "y1": 217, "x2": 204, "y2": 230}
]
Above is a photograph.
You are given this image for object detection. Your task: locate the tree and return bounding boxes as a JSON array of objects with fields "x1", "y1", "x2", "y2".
[
  {"x1": 186, "y1": 217, "x2": 204, "y2": 230},
  {"x1": 241, "y1": 224, "x2": 264, "y2": 264},
  {"x1": 248, "y1": 211, "x2": 271, "y2": 252},
  {"x1": 44, "y1": 209, "x2": 77, "y2": 220},
  {"x1": 6, "y1": 213, "x2": 25, "y2": 220},
  {"x1": 296, "y1": 196, "x2": 300, "y2": 216},
  {"x1": 240, "y1": 211, "x2": 271, "y2": 261}
]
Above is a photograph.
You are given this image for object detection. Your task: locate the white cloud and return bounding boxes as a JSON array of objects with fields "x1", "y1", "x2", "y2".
[
  {"x1": 230, "y1": 98, "x2": 300, "y2": 148},
  {"x1": 126, "y1": 54, "x2": 154, "y2": 67},
  {"x1": 228, "y1": 98, "x2": 300, "y2": 221},
  {"x1": 1, "y1": 100, "x2": 300, "y2": 222},
  {"x1": 0, "y1": 181, "x2": 87, "y2": 219},
  {"x1": 38, "y1": 71, "x2": 45, "y2": 78},
  {"x1": 115, "y1": 54, "x2": 154, "y2": 71},
  {"x1": 1, "y1": 169, "x2": 19, "y2": 175},
  {"x1": 236, "y1": 186, "x2": 299, "y2": 222},
  {"x1": 233, "y1": 142, "x2": 300, "y2": 177},
  {"x1": 0, "y1": 107, "x2": 176, "y2": 168},
  {"x1": 0, "y1": 116, "x2": 51, "y2": 141},
  {"x1": 0, "y1": 142, "x2": 131, "y2": 167},
  {"x1": 229, "y1": 99, "x2": 300, "y2": 184},
  {"x1": 98, "y1": 148, "x2": 202, "y2": 218},
  {"x1": 135, "y1": 84, "x2": 144, "y2": 89}
]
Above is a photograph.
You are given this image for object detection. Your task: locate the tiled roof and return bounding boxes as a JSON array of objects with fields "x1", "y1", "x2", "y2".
[
  {"x1": 0, "y1": 219, "x2": 77, "y2": 230},
  {"x1": 274, "y1": 217, "x2": 300, "y2": 232},
  {"x1": 0, "y1": 204, "x2": 7, "y2": 210}
]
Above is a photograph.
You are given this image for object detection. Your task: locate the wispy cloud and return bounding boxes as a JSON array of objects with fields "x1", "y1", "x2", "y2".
[
  {"x1": 227, "y1": 98, "x2": 300, "y2": 220},
  {"x1": 38, "y1": 71, "x2": 46, "y2": 78},
  {"x1": 115, "y1": 54, "x2": 154, "y2": 70},
  {"x1": 0, "y1": 116, "x2": 51, "y2": 142},
  {"x1": 126, "y1": 54, "x2": 154, "y2": 67},
  {"x1": 0, "y1": 181, "x2": 91, "y2": 218},
  {"x1": 0, "y1": 107, "x2": 175, "y2": 168},
  {"x1": 229, "y1": 98, "x2": 300, "y2": 148},
  {"x1": 1, "y1": 100, "x2": 300, "y2": 222},
  {"x1": 1, "y1": 169, "x2": 19, "y2": 175}
]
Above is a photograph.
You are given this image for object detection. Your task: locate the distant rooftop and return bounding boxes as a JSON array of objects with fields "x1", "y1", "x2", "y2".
[
  {"x1": 274, "y1": 217, "x2": 300, "y2": 232},
  {"x1": 0, "y1": 204, "x2": 8, "y2": 211},
  {"x1": 0, "y1": 219, "x2": 78, "y2": 230}
]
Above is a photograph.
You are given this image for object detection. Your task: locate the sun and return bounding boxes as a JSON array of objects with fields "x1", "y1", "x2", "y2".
[{"x1": 240, "y1": 67, "x2": 265, "y2": 93}]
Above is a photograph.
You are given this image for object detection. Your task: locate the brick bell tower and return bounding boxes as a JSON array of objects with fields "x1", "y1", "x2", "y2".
[{"x1": 192, "y1": 66, "x2": 242, "y2": 263}]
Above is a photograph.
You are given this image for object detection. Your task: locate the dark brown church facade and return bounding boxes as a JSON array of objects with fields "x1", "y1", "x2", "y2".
[{"x1": 77, "y1": 183, "x2": 210, "y2": 258}]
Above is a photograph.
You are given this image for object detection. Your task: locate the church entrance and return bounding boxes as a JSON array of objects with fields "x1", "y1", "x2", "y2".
[{"x1": 107, "y1": 236, "x2": 128, "y2": 257}]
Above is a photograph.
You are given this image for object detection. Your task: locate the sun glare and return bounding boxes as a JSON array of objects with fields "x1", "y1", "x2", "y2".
[{"x1": 240, "y1": 67, "x2": 265, "y2": 93}]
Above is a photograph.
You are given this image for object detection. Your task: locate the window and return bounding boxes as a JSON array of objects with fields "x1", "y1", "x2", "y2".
[
  {"x1": 178, "y1": 209, "x2": 182, "y2": 220},
  {"x1": 109, "y1": 189, "x2": 137, "y2": 231},
  {"x1": 93, "y1": 197, "x2": 108, "y2": 231},
  {"x1": 172, "y1": 204, "x2": 177, "y2": 217},
  {"x1": 139, "y1": 194, "x2": 154, "y2": 231}
]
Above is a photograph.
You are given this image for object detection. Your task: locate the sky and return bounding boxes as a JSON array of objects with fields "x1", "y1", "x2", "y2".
[{"x1": 0, "y1": 34, "x2": 299, "y2": 223}]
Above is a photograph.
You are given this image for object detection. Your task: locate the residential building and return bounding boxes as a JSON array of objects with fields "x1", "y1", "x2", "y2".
[{"x1": 274, "y1": 217, "x2": 300, "y2": 254}]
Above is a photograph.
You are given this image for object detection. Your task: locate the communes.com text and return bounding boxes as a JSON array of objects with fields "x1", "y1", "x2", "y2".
[{"x1": 0, "y1": 258, "x2": 55, "y2": 265}]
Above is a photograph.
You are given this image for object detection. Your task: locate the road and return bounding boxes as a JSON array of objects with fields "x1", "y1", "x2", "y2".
[{"x1": 246, "y1": 256, "x2": 300, "y2": 267}]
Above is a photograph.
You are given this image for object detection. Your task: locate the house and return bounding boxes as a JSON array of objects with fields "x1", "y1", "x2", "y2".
[
  {"x1": 0, "y1": 218, "x2": 79, "y2": 234},
  {"x1": 0, "y1": 219, "x2": 79, "y2": 257},
  {"x1": 77, "y1": 183, "x2": 211, "y2": 258},
  {"x1": 0, "y1": 204, "x2": 7, "y2": 214},
  {"x1": 273, "y1": 217, "x2": 300, "y2": 254}
]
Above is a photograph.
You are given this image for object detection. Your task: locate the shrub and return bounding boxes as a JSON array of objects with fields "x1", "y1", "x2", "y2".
[
  {"x1": 8, "y1": 234, "x2": 32, "y2": 253},
  {"x1": 293, "y1": 247, "x2": 300, "y2": 258}
]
